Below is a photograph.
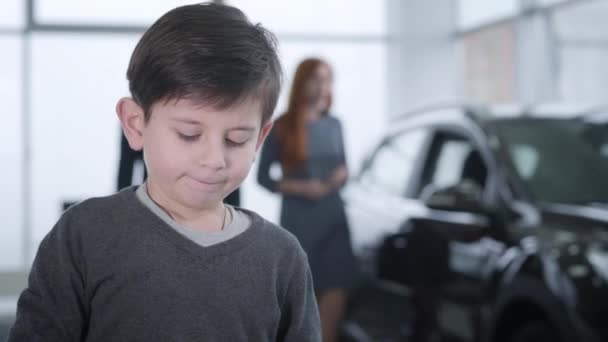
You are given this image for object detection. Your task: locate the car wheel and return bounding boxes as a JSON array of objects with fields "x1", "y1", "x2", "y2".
[{"x1": 509, "y1": 320, "x2": 559, "y2": 342}]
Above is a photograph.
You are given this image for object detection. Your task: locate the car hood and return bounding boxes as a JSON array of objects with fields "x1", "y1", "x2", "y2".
[
  {"x1": 540, "y1": 202, "x2": 608, "y2": 231},
  {"x1": 536, "y1": 202, "x2": 608, "y2": 248}
]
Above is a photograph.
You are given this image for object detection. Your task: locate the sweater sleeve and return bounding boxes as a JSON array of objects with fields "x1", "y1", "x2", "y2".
[
  {"x1": 257, "y1": 128, "x2": 281, "y2": 193},
  {"x1": 276, "y1": 248, "x2": 322, "y2": 342},
  {"x1": 8, "y1": 212, "x2": 88, "y2": 342}
]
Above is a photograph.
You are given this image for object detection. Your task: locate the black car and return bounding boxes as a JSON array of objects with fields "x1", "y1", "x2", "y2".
[{"x1": 340, "y1": 103, "x2": 608, "y2": 342}]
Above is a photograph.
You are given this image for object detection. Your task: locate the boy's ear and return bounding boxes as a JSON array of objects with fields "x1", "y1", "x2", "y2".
[
  {"x1": 255, "y1": 121, "x2": 274, "y2": 151},
  {"x1": 116, "y1": 97, "x2": 145, "y2": 151}
]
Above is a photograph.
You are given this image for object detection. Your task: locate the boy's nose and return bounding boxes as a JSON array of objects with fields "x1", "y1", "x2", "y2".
[{"x1": 197, "y1": 143, "x2": 227, "y2": 170}]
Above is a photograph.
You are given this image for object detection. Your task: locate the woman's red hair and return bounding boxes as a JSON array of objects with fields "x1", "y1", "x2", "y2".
[{"x1": 275, "y1": 58, "x2": 332, "y2": 172}]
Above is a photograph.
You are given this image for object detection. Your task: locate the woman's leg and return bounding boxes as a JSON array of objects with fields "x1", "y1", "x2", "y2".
[{"x1": 317, "y1": 288, "x2": 348, "y2": 342}]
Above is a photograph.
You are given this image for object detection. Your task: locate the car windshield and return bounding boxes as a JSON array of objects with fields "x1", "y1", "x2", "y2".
[{"x1": 491, "y1": 118, "x2": 608, "y2": 205}]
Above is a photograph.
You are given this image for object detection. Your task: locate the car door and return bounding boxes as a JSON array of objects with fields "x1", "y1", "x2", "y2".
[
  {"x1": 414, "y1": 129, "x2": 504, "y2": 341},
  {"x1": 342, "y1": 127, "x2": 431, "y2": 272}
]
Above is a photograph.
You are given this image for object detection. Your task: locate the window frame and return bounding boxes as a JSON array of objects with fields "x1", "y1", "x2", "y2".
[
  {"x1": 357, "y1": 126, "x2": 431, "y2": 198},
  {"x1": 415, "y1": 124, "x2": 498, "y2": 204}
]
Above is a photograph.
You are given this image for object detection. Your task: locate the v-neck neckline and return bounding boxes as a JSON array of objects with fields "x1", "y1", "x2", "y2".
[{"x1": 123, "y1": 187, "x2": 264, "y2": 261}]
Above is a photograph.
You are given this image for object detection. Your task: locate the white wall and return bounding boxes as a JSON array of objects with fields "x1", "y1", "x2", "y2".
[
  {"x1": 0, "y1": 36, "x2": 24, "y2": 271},
  {"x1": 386, "y1": 0, "x2": 459, "y2": 117},
  {"x1": 0, "y1": 0, "x2": 24, "y2": 29},
  {"x1": 29, "y1": 34, "x2": 136, "y2": 250},
  {"x1": 35, "y1": 0, "x2": 196, "y2": 26}
]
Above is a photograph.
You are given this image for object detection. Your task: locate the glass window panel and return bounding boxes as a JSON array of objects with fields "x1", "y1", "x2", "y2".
[
  {"x1": 537, "y1": 0, "x2": 570, "y2": 6},
  {"x1": 30, "y1": 33, "x2": 138, "y2": 250},
  {"x1": 0, "y1": 0, "x2": 24, "y2": 29},
  {"x1": 458, "y1": 0, "x2": 518, "y2": 29},
  {"x1": 553, "y1": 1, "x2": 608, "y2": 41},
  {"x1": 418, "y1": 135, "x2": 488, "y2": 199},
  {"x1": 228, "y1": 0, "x2": 386, "y2": 35},
  {"x1": 430, "y1": 140, "x2": 473, "y2": 188},
  {"x1": 243, "y1": 41, "x2": 387, "y2": 222},
  {"x1": 559, "y1": 46, "x2": 608, "y2": 103},
  {"x1": 36, "y1": 0, "x2": 195, "y2": 26},
  {"x1": 0, "y1": 36, "x2": 23, "y2": 270},
  {"x1": 37, "y1": 0, "x2": 387, "y2": 34}
]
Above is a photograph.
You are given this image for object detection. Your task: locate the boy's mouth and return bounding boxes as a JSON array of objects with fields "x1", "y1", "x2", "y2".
[{"x1": 187, "y1": 175, "x2": 226, "y2": 186}]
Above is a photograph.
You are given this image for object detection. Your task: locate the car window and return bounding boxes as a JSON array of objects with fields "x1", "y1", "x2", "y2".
[
  {"x1": 581, "y1": 123, "x2": 608, "y2": 158},
  {"x1": 494, "y1": 118, "x2": 608, "y2": 204},
  {"x1": 419, "y1": 133, "x2": 488, "y2": 198},
  {"x1": 601, "y1": 144, "x2": 608, "y2": 157},
  {"x1": 360, "y1": 128, "x2": 428, "y2": 197},
  {"x1": 510, "y1": 144, "x2": 539, "y2": 179}
]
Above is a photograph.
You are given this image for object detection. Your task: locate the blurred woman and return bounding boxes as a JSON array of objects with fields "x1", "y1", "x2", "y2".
[{"x1": 258, "y1": 58, "x2": 357, "y2": 342}]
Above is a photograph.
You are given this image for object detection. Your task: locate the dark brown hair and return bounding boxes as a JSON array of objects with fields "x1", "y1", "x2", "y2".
[{"x1": 127, "y1": 2, "x2": 282, "y2": 123}]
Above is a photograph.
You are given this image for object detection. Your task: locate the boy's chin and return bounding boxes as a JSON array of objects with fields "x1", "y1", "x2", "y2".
[{"x1": 179, "y1": 192, "x2": 226, "y2": 210}]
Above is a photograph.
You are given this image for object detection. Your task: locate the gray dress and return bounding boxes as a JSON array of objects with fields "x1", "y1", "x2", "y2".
[{"x1": 257, "y1": 115, "x2": 357, "y2": 292}]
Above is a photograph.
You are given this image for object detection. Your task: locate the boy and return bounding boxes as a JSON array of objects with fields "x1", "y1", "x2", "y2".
[{"x1": 8, "y1": 3, "x2": 321, "y2": 341}]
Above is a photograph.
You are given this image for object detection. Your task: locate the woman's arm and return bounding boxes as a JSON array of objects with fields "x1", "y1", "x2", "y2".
[
  {"x1": 278, "y1": 178, "x2": 332, "y2": 200},
  {"x1": 257, "y1": 130, "x2": 333, "y2": 200},
  {"x1": 325, "y1": 119, "x2": 349, "y2": 190},
  {"x1": 326, "y1": 165, "x2": 348, "y2": 190}
]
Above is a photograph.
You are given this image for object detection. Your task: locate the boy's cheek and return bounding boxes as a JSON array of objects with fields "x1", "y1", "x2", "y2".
[{"x1": 229, "y1": 153, "x2": 256, "y2": 174}]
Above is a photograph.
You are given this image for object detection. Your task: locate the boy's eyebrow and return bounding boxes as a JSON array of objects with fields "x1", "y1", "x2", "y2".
[
  {"x1": 171, "y1": 118, "x2": 201, "y2": 125},
  {"x1": 171, "y1": 118, "x2": 257, "y2": 132}
]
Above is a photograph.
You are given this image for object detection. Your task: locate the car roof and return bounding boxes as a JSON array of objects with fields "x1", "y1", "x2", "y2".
[{"x1": 388, "y1": 100, "x2": 607, "y2": 131}]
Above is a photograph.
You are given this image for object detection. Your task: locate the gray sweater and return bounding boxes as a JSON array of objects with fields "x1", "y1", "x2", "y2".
[{"x1": 8, "y1": 187, "x2": 321, "y2": 341}]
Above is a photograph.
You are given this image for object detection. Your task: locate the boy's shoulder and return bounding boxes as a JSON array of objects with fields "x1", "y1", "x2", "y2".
[
  {"x1": 237, "y1": 208, "x2": 306, "y2": 258},
  {"x1": 37, "y1": 187, "x2": 142, "y2": 260},
  {"x1": 56, "y1": 186, "x2": 141, "y2": 237},
  {"x1": 64, "y1": 186, "x2": 138, "y2": 220}
]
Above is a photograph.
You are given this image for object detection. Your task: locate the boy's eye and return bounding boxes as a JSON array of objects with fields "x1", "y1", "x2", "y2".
[
  {"x1": 177, "y1": 132, "x2": 200, "y2": 142},
  {"x1": 226, "y1": 131, "x2": 252, "y2": 148},
  {"x1": 226, "y1": 139, "x2": 247, "y2": 148}
]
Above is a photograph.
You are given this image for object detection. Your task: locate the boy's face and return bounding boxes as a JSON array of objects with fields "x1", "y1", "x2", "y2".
[{"x1": 118, "y1": 97, "x2": 272, "y2": 211}]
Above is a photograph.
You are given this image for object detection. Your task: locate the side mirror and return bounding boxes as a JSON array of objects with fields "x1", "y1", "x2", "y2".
[
  {"x1": 423, "y1": 180, "x2": 486, "y2": 214},
  {"x1": 418, "y1": 180, "x2": 491, "y2": 238}
]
